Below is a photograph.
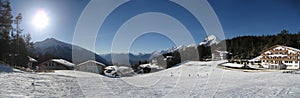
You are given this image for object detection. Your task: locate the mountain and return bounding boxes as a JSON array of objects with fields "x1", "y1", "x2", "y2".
[
  {"x1": 160, "y1": 45, "x2": 185, "y2": 54},
  {"x1": 156, "y1": 35, "x2": 217, "y2": 55},
  {"x1": 34, "y1": 38, "x2": 108, "y2": 65},
  {"x1": 199, "y1": 35, "x2": 218, "y2": 46},
  {"x1": 100, "y1": 53, "x2": 152, "y2": 66}
]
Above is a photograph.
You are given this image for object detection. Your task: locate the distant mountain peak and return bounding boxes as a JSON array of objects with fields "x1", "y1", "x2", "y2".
[
  {"x1": 199, "y1": 35, "x2": 218, "y2": 46},
  {"x1": 43, "y1": 38, "x2": 61, "y2": 43}
]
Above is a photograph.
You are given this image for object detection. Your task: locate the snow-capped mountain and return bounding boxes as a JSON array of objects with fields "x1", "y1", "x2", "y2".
[
  {"x1": 199, "y1": 35, "x2": 218, "y2": 46},
  {"x1": 149, "y1": 35, "x2": 219, "y2": 60},
  {"x1": 100, "y1": 53, "x2": 152, "y2": 66},
  {"x1": 160, "y1": 45, "x2": 185, "y2": 54},
  {"x1": 156, "y1": 35, "x2": 217, "y2": 55},
  {"x1": 34, "y1": 38, "x2": 108, "y2": 65}
]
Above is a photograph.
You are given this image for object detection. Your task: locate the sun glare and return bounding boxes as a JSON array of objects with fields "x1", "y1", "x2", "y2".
[{"x1": 33, "y1": 10, "x2": 49, "y2": 29}]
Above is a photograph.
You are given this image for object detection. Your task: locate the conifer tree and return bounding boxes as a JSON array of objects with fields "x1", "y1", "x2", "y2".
[{"x1": 0, "y1": 0, "x2": 13, "y2": 62}]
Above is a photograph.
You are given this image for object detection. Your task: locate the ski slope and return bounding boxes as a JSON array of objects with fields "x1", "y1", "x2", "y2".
[{"x1": 1, "y1": 61, "x2": 300, "y2": 97}]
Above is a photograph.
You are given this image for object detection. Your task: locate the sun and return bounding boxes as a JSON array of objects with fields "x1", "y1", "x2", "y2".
[{"x1": 32, "y1": 9, "x2": 49, "y2": 29}]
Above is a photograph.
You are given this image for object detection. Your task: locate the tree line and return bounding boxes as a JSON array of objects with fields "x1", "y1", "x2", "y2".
[
  {"x1": 0, "y1": 0, "x2": 34, "y2": 67},
  {"x1": 225, "y1": 29, "x2": 300, "y2": 59}
]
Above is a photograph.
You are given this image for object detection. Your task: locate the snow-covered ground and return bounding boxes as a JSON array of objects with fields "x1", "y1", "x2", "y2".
[{"x1": 1, "y1": 61, "x2": 300, "y2": 97}]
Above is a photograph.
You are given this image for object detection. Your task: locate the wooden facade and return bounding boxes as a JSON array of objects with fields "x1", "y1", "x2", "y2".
[{"x1": 259, "y1": 45, "x2": 300, "y2": 69}]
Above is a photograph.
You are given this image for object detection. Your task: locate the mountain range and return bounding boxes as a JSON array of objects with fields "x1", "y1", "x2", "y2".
[{"x1": 33, "y1": 35, "x2": 218, "y2": 66}]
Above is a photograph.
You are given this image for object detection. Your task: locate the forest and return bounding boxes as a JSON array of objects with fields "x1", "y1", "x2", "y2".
[
  {"x1": 0, "y1": 0, "x2": 34, "y2": 67},
  {"x1": 226, "y1": 29, "x2": 300, "y2": 59}
]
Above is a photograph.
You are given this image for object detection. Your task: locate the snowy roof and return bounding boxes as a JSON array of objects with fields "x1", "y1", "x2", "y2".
[
  {"x1": 285, "y1": 46, "x2": 300, "y2": 52},
  {"x1": 118, "y1": 66, "x2": 132, "y2": 71},
  {"x1": 77, "y1": 60, "x2": 105, "y2": 66},
  {"x1": 28, "y1": 56, "x2": 37, "y2": 62},
  {"x1": 105, "y1": 66, "x2": 117, "y2": 70},
  {"x1": 51, "y1": 59, "x2": 75, "y2": 67},
  {"x1": 139, "y1": 63, "x2": 160, "y2": 69},
  {"x1": 248, "y1": 55, "x2": 262, "y2": 62},
  {"x1": 166, "y1": 56, "x2": 173, "y2": 58},
  {"x1": 262, "y1": 45, "x2": 300, "y2": 53},
  {"x1": 215, "y1": 50, "x2": 230, "y2": 54},
  {"x1": 222, "y1": 63, "x2": 244, "y2": 68}
]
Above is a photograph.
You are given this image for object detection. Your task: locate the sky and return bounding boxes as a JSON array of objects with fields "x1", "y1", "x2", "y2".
[{"x1": 10, "y1": 0, "x2": 300, "y2": 54}]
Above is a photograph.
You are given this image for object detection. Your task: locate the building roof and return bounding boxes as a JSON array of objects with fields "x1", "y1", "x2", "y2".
[
  {"x1": 285, "y1": 46, "x2": 300, "y2": 52},
  {"x1": 139, "y1": 63, "x2": 160, "y2": 69},
  {"x1": 261, "y1": 45, "x2": 300, "y2": 53},
  {"x1": 51, "y1": 59, "x2": 75, "y2": 67},
  {"x1": 28, "y1": 56, "x2": 37, "y2": 62},
  {"x1": 77, "y1": 60, "x2": 105, "y2": 67},
  {"x1": 248, "y1": 55, "x2": 262, "y2": 62}
]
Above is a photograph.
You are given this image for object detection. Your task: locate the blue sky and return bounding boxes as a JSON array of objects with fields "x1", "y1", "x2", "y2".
[{"x1": 10, "y1": 0, "x2": 300, "y2": 54}]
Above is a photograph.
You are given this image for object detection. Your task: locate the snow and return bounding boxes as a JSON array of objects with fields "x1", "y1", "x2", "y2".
[
  {"x1": 1, "y1": 60, "x2": 300, "y2": 97},
  {"x1": 221, "y1": 63, "x2": 244, "y2": 68},
  {"x1": 51, "y1": 59, "x2": 75, "y2": 67},
  {"x1": 140, "y1": 63, "x2": 161, "y2": 69},
  {"x1": 282, "y1": 45, "x2": 300, "y2": 52},
  {"x1": 34, "y1": 38, "x2": 71, "y2": 53},
  {"x1": 165, "y1": 45, "x2": 185, "y2": 53},
  {"x1": 199, "y1": 35, "x2": 218, "y2": 46},
  {"x1": 0, "y1": 71, "x2": 85, "y2": 98},
  {"x1": 28, "y1": 56, "x2": 37, "y2": 62},
  {"x1": 249, "y1": 55, "x2": 262, "y2": 62},
  {"x1": 215, "y1": 50, "x2": 230, "y2": 54}
]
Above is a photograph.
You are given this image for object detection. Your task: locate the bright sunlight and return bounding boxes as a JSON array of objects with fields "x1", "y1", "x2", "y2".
[{"x1": 32, "y1": 9, "x2": 49, "y2": 29}]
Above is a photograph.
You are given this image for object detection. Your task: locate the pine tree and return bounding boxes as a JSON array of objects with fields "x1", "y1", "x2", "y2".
[
  {"x1": 0, "y1": 0, "x2": 13, "y2": 62},
  {"x1": 25, "y1": 33, "x2": 34, "y2": 55},
  {"x1": 11, "y1": 13, "x2": 30, "y2": 67}
]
